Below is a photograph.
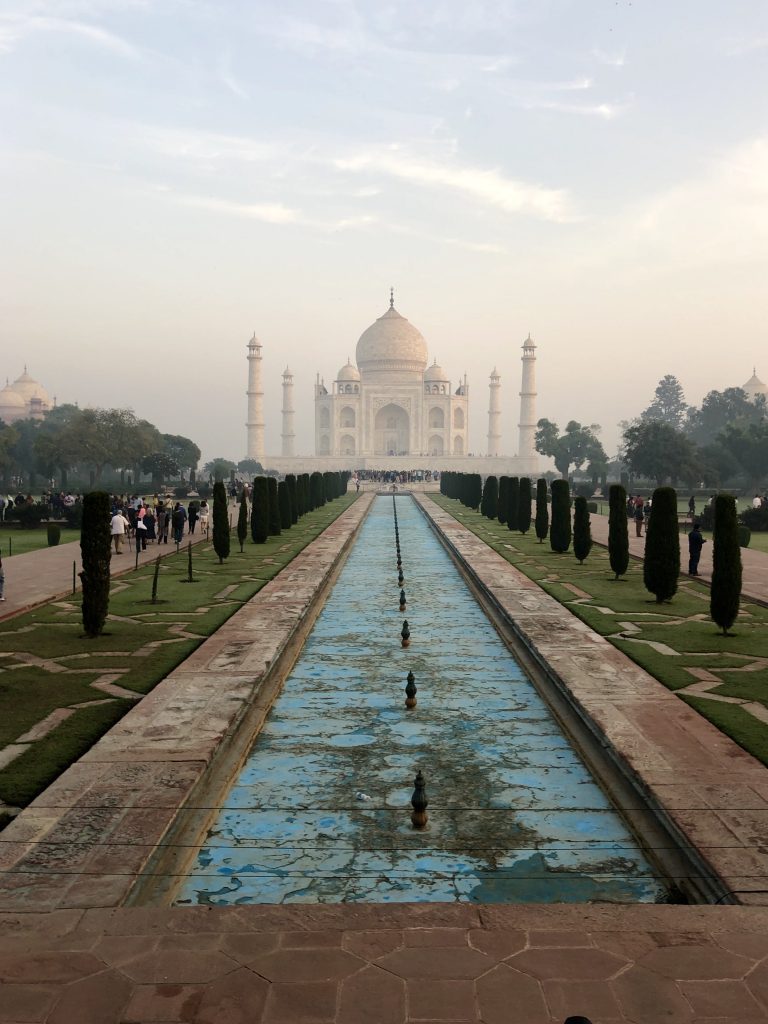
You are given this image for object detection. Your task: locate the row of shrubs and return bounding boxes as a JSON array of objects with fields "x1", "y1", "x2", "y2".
[{"x1": 442, "y1": 472, "x2": 744, "y2": 636}]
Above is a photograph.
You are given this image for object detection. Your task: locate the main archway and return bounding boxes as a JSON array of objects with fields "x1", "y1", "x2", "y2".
[{"x1": 373, "y1": 403, "x2": 410, "y2": 455}]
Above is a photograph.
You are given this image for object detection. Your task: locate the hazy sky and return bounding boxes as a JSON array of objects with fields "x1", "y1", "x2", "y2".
[{"x1": 2, "y1": 0, "x2": 767, "y2": 464}]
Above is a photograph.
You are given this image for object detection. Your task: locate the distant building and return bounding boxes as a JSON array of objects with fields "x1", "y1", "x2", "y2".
[
  {"x1": 741, "y1": 368, "x2": 768, "y2": 403},
  {"x1": 0, "y1": 368, "x2": 53, "y2": 424}
]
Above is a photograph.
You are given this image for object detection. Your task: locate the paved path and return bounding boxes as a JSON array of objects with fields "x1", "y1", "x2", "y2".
[
  {"x1": 1, "y1": 904, "x2": 768, "y2": 1023},
  {"x1": 589, "y1": 513, "x2": 768, "y2": 604},
  {"x1": 0, "y1": 519, "x2": 222, "y2": 622}
]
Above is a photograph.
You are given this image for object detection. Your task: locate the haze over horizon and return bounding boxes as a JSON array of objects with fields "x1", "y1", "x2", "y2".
[{"x1": 2, "y1": 0, "x2": 767, "y2": 466}]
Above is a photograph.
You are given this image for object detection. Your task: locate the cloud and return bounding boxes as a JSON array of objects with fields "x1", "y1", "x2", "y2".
[
  {"x1": 218, "y1": 52, "x2": 248, "y2": 100},
  {"x1": 520, "y1": 98, "x2": 625, "y2": 119},
  {"x1": 174, "y1": 194, "x2": 300, "y2": 225},
  {"x1": 725, "y1": 35, "x2": 768, "y2": 56},
  {"x1": 334, "y1": 148, "x2": 575, "y2": 222},
  {"x1": 0, "y1": 13, "x2": 140, "y2": 58},
  {"x1": 592, "y1": 47, "x2": 626, "y2": 67}
]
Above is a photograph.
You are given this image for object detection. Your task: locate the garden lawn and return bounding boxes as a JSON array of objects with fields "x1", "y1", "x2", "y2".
[
  {"x1": 432, "y1": 494, "x2": 768, "y2": 768},
  {"x1": 0, "y1": 527, "x2": 80, "y2": 556},
  {"x1": 0, "y1": 494, "x2": 357, "y2": 813}
]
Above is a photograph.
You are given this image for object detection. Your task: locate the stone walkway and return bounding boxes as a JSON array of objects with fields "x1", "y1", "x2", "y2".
[{"x1": 589, "y1": 513, "x2": 768, "y2": 605}]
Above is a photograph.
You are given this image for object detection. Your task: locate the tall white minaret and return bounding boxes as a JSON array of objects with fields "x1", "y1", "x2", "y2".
[
  {"x1": 281, "y1": 366, "x2": 295, "y2": 457},
  {"x1": 246, "y1": 333, "x2": 265, "y2": 462},
  {"x1": 518, "y1": 333, "x2": 537, "y2": 461},
  {"x1": 487, "y1": 367, "x2": 501, "y2": 456}
]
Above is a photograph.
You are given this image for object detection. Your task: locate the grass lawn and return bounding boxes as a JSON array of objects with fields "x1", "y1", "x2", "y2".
[
  {"x1": 0, "y1": 527, "x2": 80, "y2": 556},
  {"x1": 0, "y1": 494, "x2": 357, "y2": 813},
  {"x1": 432, "y1": 494, "x2": 768, "y2": 768}
]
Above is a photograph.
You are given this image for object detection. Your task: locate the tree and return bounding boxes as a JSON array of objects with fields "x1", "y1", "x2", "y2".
[
  {"x1": 718, "y1": 422, "x2": 768, "y2": 490},
  {"x1": 469, "y1": 474, "x2": 482, "y2": 510},
  {"x1": 212, "y1": 481, "x2": 230, "y2": 563},
  {"x1": 310, "y1": 471, "x2": 324, "y2": 509},
  {"x1": 573, "y1": 496, "x2": 592, "y2": 564},
  {"x1": 204, "y1": 458, "x2": 237, "y2": 482},
  {"x1": 497, "y1": 476, "x2": 509, "y2": 525},
  {"x1": 250, "y1": 476, "x2": 269, "y2": 543},
  {"x1": 481, "y1": 476, "x2": 498, "y2": 519},
  {"x1": 550, "y1": 479, "x2": 571, "y2": 553},
  {"x1": 141, "y1": 451, "x2": 179, "y2": 490},
  {"x1": 297, "y1": 474, "x2": 307, "y2": 518},
  {"x1": 507, "y1": 477, "x2": 519, "y2": 531},
  {"x1": 535, "y1": 419, "x2": 607, "y2": 479},
  {"x1": 642, "y1": 374, "x2": 688, "y2": 430},
  {"x1": 237, "y1": 458, "x2": 264, "y2": 477},
  {"x1": 278, "y1": 480, "x2": 291, "y2": 530},
  {"x1": 710, "y1": 494, "x2": 742, "y2": 635},
  {"x1": 622, "y1": 421, "x2": 701, "y2": 486},
  {"x1": 162, "y1": 434, "x2": 201, "y2": 479},
  {"x1": 285, "y1": 474, "x2": 299, "y2": 522},
  {"x1": 518, "y1": 478, "x2": 532, "y2": 534},
  {"x1": 685, "y1": 387, "x2": 765, "y2": 445},
  {"x1": 236, "y1": 489, "x2": 248, "y2": 553},
  {"x1": 267, "y1": 476, "x2": 281, "y2": 536},
  {"x1": 79, "y1": 491, "x2": 111, "y2": 637},
  {"x1": 535, "y1": 478, "x2": 548, "y2": 543},
  {"x1": 643, "y1": 487, "x2": 679, "y2": 603},
  {"x1": 608, "y1": 484, "x2": 629, "y2": 580}
]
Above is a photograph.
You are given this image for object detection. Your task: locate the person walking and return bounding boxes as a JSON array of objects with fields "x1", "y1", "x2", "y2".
[
  {"x1": 634, "y1": 497, "x2": 645, "y2": 537},
  {"x1": 198, "y1": 500, "x2": 210, "y2": 535},
  {"x1": 188, "y1": 500, "x2": 199, "y2": 535},
  {"x1": 171, "y1": 502, "x2": 187, "y2": 545},
  {"x1": 110, "y1": 508, "x2": 129, "y2": 554},
  {"x1": 688, "y1": 521, "x2": 707, "y2": 576},
  {"x1": 688, "y1": 495, "x2": 696, "y2": 518}
]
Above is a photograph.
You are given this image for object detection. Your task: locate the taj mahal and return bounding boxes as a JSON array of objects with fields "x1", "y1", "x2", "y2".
[{"x1": 246, "y1": 292, "x2": 541, "y2": 476}]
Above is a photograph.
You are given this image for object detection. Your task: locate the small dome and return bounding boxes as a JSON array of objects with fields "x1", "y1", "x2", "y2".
[
  {"x1": 356, "y1": 301, "x2": 428, "y2": 379},
  {"x1": 424, "y1": 359, "x2": 447, "y2": 382},
  {"x1": 10, "y1": 369, "x2": 51, "y2": 409},
  {"x1": 742, "y1": 369, "x2": 767, "y2": 400},
  {"x1": 0, "y1": 383, "x2": 26, "y2": 421},
  {"x1": 337, "y1": 359, "x2": 361, "y2": 382}
]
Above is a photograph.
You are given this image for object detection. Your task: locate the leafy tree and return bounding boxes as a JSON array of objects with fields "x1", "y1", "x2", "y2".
[
  {"x1": 550, "y1": 479, "x2": 571, "y2": 553},
  {"x1": 608, "y1": 484, "x2": 629, "y2": 579},
  {"x1": 278, "y1": 480, "x2": 291, "y2": 530},
  {"x1": 236, "y1": 489, "x2": 248, "y2": 552},
  {"x1": 204, "y1": 458, "x2": 237, "y2": 482},
  {"x1": 0, "y1": 421, "x2": 18, "y2": 488},
  {"x1": 642, "y1": 374, "x2": 688, "y2": 430},
  {"x1": 507, "y1": 477, "x2": 519, "y2": 531},
  {"x1": 572, "y1": 496, "x2": 592, "y2": 564},
  {"x1": 685, "y1": 387, "x2": 765, "y2": 445},
  {"x1": 250, "y1": 476, "x2": 269, "y2": 543},
  {"x1": 79, "y1": 491, "x2": 111, "y2": 637},
  {"x1": 643, "y1": 486, "x2": 679, "y2": 603},
  {"x1": 141, "y1": 451, "x2": 179, "y2": 490},
  {"x1": 162, "y1": 434, "x2": 201, "y2": 478},
  {"x1": 497, "y1": 476, "x2": 509, "y2": 525},
  {"x1": 718, "y1": 421, "x2": 768, "y2": 489},
  {"x1": 237, "y1": 457, "x2": 264, "y2": 477},
  {"x1": 535, "y1": 478, "x2": 548, "y2": 543},
  {"x1": 535, "y1": 419, "x2": 607, "y2": 479},
  {"x1": 481, "y1": 476, "x2": 498, "y2": 519},
  {"x1": 267, "y1": 476, "x2": 281, "y2": 535},
  {"x1": 518, "y1": 478, "x2": 532, "y2": 534},
  {"x1": 212, "y1": 481, "x2": 230, "y2": 563},
  {"x1": 710, "y1": 494, "x2": 742, "y2": 635},
  {"x1": 622, "y1": 421, "x2": 701, "y2": 486}
]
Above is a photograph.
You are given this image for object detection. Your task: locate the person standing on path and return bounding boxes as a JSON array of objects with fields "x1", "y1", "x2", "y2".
[
  {"x1": 198, "y1": 500, "x2": 209, "y2": 535},
  {"x1": 688, "y1": 521, "x2": 707, "y2": 575},
  {"x1": 110, "y1": 509, "x2": 129, "y2": 554},
  {"x1": 634, "y1": 497, "x2": 645, "y2": 537},
  {"x1": 171, "y1": 502, "x2": 187, "y2": 545},
  {"x1": 188, "y1": 500, "x2": 199, "y2": 535}
]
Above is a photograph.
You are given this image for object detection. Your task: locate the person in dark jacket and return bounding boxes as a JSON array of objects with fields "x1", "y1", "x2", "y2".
[
  {"x1": 171, "y1": 503, "x2": 187, "y2": 544},
  {"x1": 688, "y1": 521, "x2": 707, "y2": 575}
]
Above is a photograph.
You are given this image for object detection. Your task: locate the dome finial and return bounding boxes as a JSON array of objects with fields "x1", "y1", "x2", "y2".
[{"x1": 389, "y1": 286, "x2": 394, "y2": 309}]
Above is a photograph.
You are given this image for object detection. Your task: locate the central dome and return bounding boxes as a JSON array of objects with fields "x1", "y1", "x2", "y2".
[{"x1": 356, "y1": 304, "x2": 428, "y2": 379}]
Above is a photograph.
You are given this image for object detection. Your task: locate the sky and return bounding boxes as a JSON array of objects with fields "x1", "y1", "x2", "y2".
[{"x1": 1, "y1": 0, "x2": 767, "y2": 465}]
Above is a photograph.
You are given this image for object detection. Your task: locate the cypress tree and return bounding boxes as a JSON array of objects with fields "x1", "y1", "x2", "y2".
[
  {"x1": 710, "y1": 494, "x2": 742, "y2": 635},
  {"x1": 608, "y1": 484, "x2": 629, "y2": 580},
  {"x1": 267, "y1": 476, "x2": 281, "y2": 536},
  {"x1": 278, "y1": 480, "x2": 291, "y2": 530},
  {"x1": 212, "y1": 480, "x2": 230, "y2": 563},
  {"x1": 311, "y1": 471, "x2": 324, "y2": 509},
  {"x1": 286, "y1": 474, "x2": 299, "y2": 523},
  {"x1": 643, "y1": 486, "x2": 679, "y2": 604},
  {"x1": 573, "y1": 496, "x2": 592, "y2": 564},
  {"x1": 550, "y1": 479, "x2": 571, "y2": 553},
  {"x1": 507, "y1": 477, "x2": 520, "y2": 531},
  {"x1": 471, "y1": 473, "x2": 483, "y2": 510},
  {"x1": 250, "y1": 476, "x2": 269, "y2": 543},
  {"x1": 80, "y1": 490, "x2": 111, "y2": 637},
  {"x1": 236, "y1": 489, "x2": 248, "y2": 552},
  {"x1": 300, "y1": 474, "x2": 310, "y2": 516},
  {"x1": 535, "y1": 478, "x2": 548, "y2": 543},
  {"x1": 497, "y1": 476, "x2": 509, "y2": 525},
  {"x1": 481, "y1": 476, "x2": 498, "y2": 519},
  {"x1": 518, "y1": 478, "x2": 532, "y2": 534}
]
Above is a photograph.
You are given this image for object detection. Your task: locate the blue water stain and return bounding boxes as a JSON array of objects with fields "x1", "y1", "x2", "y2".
[{"x1": 176, "y1": 495, "x2": 666, "y2": 905}]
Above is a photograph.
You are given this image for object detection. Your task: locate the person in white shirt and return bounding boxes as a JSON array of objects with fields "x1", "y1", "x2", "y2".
[
  {"x1": 754, "y1": 495, "x2": 763, "y2": 510},
  {"x1": 110, "y1": 510, "x2": 129, "y2": 554}
]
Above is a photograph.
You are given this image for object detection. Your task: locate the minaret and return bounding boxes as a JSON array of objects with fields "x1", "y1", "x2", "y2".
[
  {"x1": 246, "y1": 333, "x2": 265, "y2": 462},
  {"x1": 518, "y1": 334, "x2": 537, "y2": 461},
  {"x1": 487, "y1": 368, "x2": 501, "y2": 456},
  {"x1": 281, "y1": 366, "x2": 295, "y2": 457}
]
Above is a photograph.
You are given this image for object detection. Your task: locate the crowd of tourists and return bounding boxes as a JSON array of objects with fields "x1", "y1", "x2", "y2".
[{"x1": 108, "y1": 496, "x2": 209, "y2": 554}]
